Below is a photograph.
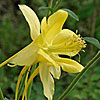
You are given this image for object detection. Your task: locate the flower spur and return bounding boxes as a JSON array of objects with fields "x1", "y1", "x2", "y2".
[{"x1": 0, "y1": 5, "x2": 86, "y2": 100}]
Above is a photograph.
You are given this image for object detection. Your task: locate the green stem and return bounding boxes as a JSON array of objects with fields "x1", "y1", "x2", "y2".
[
  {"x1": 48, "y1": 0, "x2": 53, "y2": 8},
  {"x1": 54, "y1": 0, "x2": 63, "y2": 10},
  {"x1": 57, "y1": 50, "x2": 100, "y2": 100},
  {"x1": 0, "y1": 88, "x2": 4, "y2": 100},
  {"x1": 27, "y1": 64, "x2": 37, "y2": 100},
  {"x1": 47, "y1": 0, "x2": 53, "y2": 16}
]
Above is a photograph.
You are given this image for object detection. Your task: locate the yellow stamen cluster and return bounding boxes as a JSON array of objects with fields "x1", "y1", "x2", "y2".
[{"x1": 47, "y1": 33, "x2": 86, "y2": 57}]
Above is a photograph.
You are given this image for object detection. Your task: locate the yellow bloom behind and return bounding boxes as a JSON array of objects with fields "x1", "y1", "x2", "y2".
[{"x1": 0, "y1": 5, "x2": 86, "y2": 100}]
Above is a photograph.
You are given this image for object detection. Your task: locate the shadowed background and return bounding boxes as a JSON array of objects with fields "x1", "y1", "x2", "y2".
[{"x1": 0, "y1": 0, "x2": 100, "y2": 100}]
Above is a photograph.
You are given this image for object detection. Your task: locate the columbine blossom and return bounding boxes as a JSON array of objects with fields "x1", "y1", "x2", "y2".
[{"x1": 0, "y1": 5, "x2": 86, "y2": 100}]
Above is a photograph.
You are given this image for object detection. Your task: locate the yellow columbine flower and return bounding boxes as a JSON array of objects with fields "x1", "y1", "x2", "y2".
[{"x1": 0, "y1": 5, "x2": 86, "y2": 100}]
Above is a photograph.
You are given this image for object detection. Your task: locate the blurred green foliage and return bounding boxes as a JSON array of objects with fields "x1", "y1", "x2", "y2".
[{"x1": 0, "y1": 0, "x2": 100, "y2": 100}]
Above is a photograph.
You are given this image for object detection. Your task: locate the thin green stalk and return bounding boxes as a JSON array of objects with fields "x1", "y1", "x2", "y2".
[
  {"x1": 0, "y1": 88, "x2": 4, "y2": 100},
  {"x1": 48, "y1": 0, "x2": 53, "y2": 8},
  {"x1": 47, "y1": 0, "x2": 53, "y2": 17},
  {"x1": 27, "y1": 64, "x2": 37, "y2": 100},
  {"x1": 54, "y1": 0, "x2": 63, "y2": 10},
  {"x1": 57, "y1": 50, "x2": 100, "y2": 100}
]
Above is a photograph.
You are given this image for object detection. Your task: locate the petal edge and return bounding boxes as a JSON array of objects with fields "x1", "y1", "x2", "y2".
[{"x1": 19, "y1": 5, "x2": 40, "y2": 40}]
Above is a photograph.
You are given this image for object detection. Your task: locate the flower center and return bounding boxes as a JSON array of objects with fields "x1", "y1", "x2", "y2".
[{"x1": 46, "y1": 34, "x2": 86, "y2": 56}]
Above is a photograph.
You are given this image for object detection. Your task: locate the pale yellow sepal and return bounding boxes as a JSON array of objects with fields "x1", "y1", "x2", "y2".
[
  {"x1": 53, "y1": 55, "x2": 84, "y2": 73},
  {"x1": 19, "y1": 5, "x2": 40, "y2": 40},
  {"x1": 61, "y1": 62, "x2": 84, "y2": 73},
  {"x1": 39, "y1": 63, "x2": 54, "y2": 100},
  {"x1": 10, "y1": 42, "x2": 38, "y2": 66}
]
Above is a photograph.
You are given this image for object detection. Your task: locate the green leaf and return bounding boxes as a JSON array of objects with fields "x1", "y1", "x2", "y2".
[
  {"x1": 91, "y1": 74, "x2": 100, "y2": 81},
  {"x1": 38, "y1": 7, "x2": 53, "y2": 12},
  {"x1": 84, "y1": 37, "x2": 100, "y2": 49},
  {"x1": 63, "y1": 9, "x2": 79, "y2": 21}
]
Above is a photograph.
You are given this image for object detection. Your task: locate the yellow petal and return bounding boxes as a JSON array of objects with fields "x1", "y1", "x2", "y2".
[
  {"x1": 19, "y1": 5, "x2": 40, "y2": 40},
  {"x1": 61, "y1": 62, "x2": 84, "y2": 73},
  {"x1": 39, "y1": 17, "x2": 48, "y2": 46},
  {"x1": 44, "y1": 10, "x2": 68, "y2": 44},
  {"x1": 38, "y1": 49, "x2": 59, "y2": 69},
  {"x1": 10, "y1": 42, "x2": 38, "y2": 66},
  {"x1": 52, "y1": 29, "x2": 74, "y2": 45},
  {"x1": 49, "y1": 66, "x2": 61, "y2": 79},
  {"x1": 49, "y1": 29, "x2": 86, "y2": 56},
  {"x1": 53, "y1": 55, "x2": 84, "y2": 73},
  {"x1": 39, "y1": 63, "x2": 54, "y2": 100},
  {"x1": 41, "y1": 17, "x2": 47, "y2": 35}
]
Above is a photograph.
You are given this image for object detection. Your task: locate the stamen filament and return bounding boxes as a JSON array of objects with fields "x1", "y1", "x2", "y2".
[{"x1": 78, "y1": 53, "x2": 80, "y2": 62}]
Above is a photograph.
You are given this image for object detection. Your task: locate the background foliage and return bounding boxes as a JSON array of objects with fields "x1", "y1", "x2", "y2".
[{"x1": 0, "y1": 0, "x2": 100, "y2": 100}]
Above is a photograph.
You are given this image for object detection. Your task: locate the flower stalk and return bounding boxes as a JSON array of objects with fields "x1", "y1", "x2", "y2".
[
  {"x1": 54, "y1": 0, "x2": 63, "y2": 10},
  {"x1": 0, "y1": 88, "x2": 4, "y2": 100},
  {"x1": 57, "y1": 50, "x2": 100, "y2": 100},
  {"x1": 47, "y1": 0, "x2": 53, "y2": 16},
  {"x1": 48, "y1": 0, "x2": 53, "y2": 8}
]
